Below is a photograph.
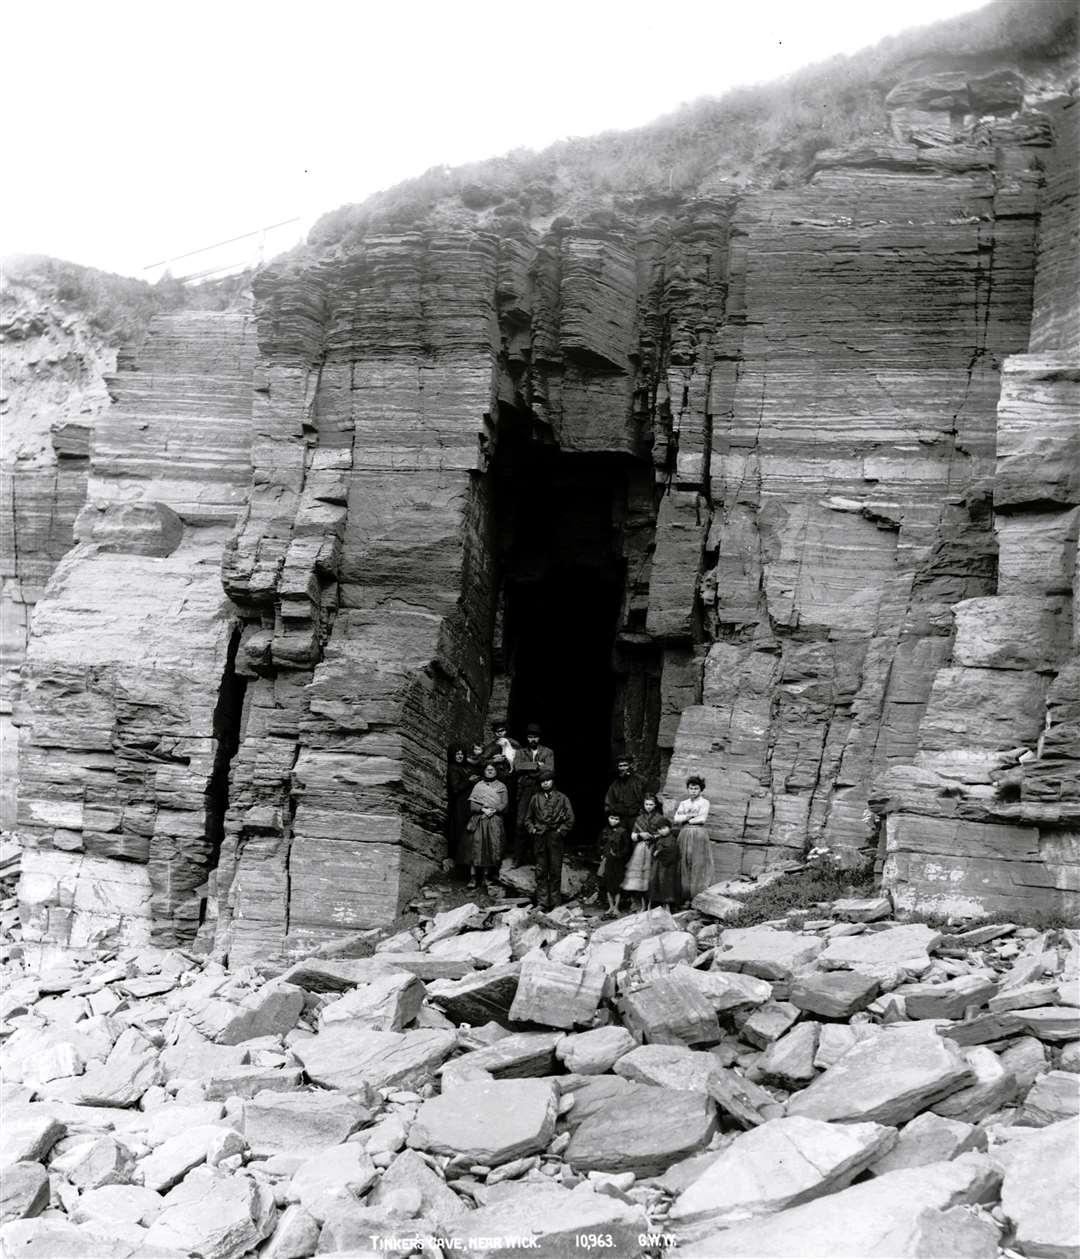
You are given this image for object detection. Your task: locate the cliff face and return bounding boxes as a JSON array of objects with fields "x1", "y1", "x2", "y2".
[{"x1": 11, "y1": 60, "x2": 1080, "y2": 964}]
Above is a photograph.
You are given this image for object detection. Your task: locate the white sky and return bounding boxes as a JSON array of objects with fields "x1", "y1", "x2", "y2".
[{"x1": 4, "y1": 0, "x2": 990, "y2": 280}]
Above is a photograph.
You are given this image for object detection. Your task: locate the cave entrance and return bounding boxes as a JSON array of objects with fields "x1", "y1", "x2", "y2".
[{"x1": 493, "y1": 426, "x2": 631, "y2": 844}]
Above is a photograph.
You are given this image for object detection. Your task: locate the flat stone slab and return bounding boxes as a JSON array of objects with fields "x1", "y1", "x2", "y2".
[
  {"x1": 818, "y1": 924, "x2": 941, "y2": 974},
  {"x1": 1001, "y1": 1117, "x2": 1080, "y2": 1259},
  {"x1": 290, "y1": 1143, "x2": 377, "y2": 1220},
  {"x1": 565, "y1": 1085, "x2": 717, "y2": 1175},
  {"x1": 620, "y1": 971, "x2": 721, "y2": 1046},
  {"x1": 292, "y1": 1026, "x2": 455, "y2": 1092},
  {"x1": 713, "y1": 928, "x2": 824, "y2": 982},
  {"x1": 318, "y1": 971, "x2": 425, "y2": 1031},
  {"x1": 407, "y1": 1078, "x2": 557, "y2": 1165},
  {"x1": 427, "y1": 927, "x2": 512, "y2": 967},
  {"x1": 786, "y1": 1030, "x2": 973, "y2": 1125},
  {"x1": 590, "y1": 907, "x2": 678, "y2": 945},
  {"x1": 676, "y1": 965, "x2": 772, "y2": 1011},
  {"x1": 869, "y1": 1112, "x2": 976, "y2": 1175},
  {"x1": 437, "y1": 1031, "x2": 563, "y2": 1080},
  {"x1": 440, "y1": 1181, "x2": 648, "y2": 1259},
  {"x1": 791, "y1": 970, "x2": 880, "y2": 1018},
  {"x1": 367, "y1": 1148, "x2": 464, "y2": 1226},
  {"x1": 669, "y1": 1116, "x2": 896, "y2": 1237},
  {"x1": 1, "y1": 1115, "x2": 64, "y2": 1168},
  {"x1": 70, "y1": 1184, "x2": 165, "y2": 1227},
  {"x1": 1013, "y1": 1006, "x2": 1080, "y2": 1042},
  {"x1": 759, "y1": 1022, "x2": 820, "y2": 1087},
  {"x1": 1017, "y1": 1069, "x2": 1080, "y2": 1126},
  {"x1": 282, "y1": 955, "x2": 470, "y2": 990},
  {"x1": 679, "y1": 1155, "x2": 1001, "y2": 1258},
  {"x1": 0, "y1": 1162, "x2": 49, "y2": 1224}
]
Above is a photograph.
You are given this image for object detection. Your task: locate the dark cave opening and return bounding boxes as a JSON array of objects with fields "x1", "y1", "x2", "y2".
[{"x1": 493, "y1": 422, "x2": 634, "y2": 844}]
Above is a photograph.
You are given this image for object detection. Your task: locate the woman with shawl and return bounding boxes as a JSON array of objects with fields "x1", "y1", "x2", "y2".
[
  {"x1": 465, "y1": 762, "x2": 508, "y2": 888},
  {"x1": 446, "y1": 744, "x2": 476, "y2": 870}
]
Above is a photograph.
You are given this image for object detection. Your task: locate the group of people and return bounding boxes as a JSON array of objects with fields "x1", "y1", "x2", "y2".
[{"x1": 447, "y1": 724, "x2": 715, "y2": 916}]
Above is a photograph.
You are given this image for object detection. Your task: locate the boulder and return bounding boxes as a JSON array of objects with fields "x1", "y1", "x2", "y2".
[
  {"x1": 140, "y1": 1102, "x2": 228, "y2": 1148},
  {"x1": 1, "y1": 1115, "x2": 64, "y2": 1168},
  {"x1": 713, "y1": 929, "x2": 825, "y2": 982},
  {"x1": 758, "y1": 1022, "x2": 820, "y2": 1087},
  {"x1": 439, "y1": 1181, "x2": 648, "y2": 1259},
  {"x1": 1000, "y1": 1117, "x2": 1080, "y2": 1259},
  {"x1": 677, "y1": 966, "x2": 772, "y2": 1012},
  {"x1": 437, "y1": 1031, "x2": 563, "y2": 1080},
  {"x1": 565, "y1": 1085, "x2": 717, "y2": 1175},
  {"x1": 669, "y1": 1116, "x2": 896, "y2": 1237},
  {"x1": 555, "y1": 1026, "x2": 636, "y2": 1075},
  {"x1": 427, "y1": 963, "x2": 521, "y2": 1026},
  {"x1": 558, "y1": 1075, "x2": 639, "y2": 1131},
  {"x1": 64, "y1": 1136, "x2": 136, "y2": 1189},
  {"x1": 899, "y1": 975, "x2": 997, "y2": 1020},
  {"x1": 930, "y1": 1046, "x2": 1016, "y2": 1123},
  {"x1": 367, "y1": 1149, "x2": 464, "y2": 1225},
  {"x1": 508, "y1": 956, "x2": 604, "y2": 1029},
  {"x1": 790, "y1": 970, "x2": 880, "y2": 1018},
  {"x1": 831, "y1": 897, "x2": 892, "y2": 922},
  {"x1": 241, "y1": 1090, "x2": 367, "y2": 1157},
  {"x1": 0, "y1": 1163, "x2": 49, "y2": 1225},
  {"x1": 630, "y1": 931, "x2": 697, "y2": 969},
  {"x1": 620, "y1": 971, "x2": 721, "y2": 1046},
  {"x1": 71, "y1": 1183, "x2": 165, "y2": 1227},
  {"x1": 868, "y1": 1112, "x2": 976, "y2": 1175},
  {"x1": 204, "y1": 1065, "x2": 303, "y2": 1101},
  {"x1": 738, "y1": 1000, "x2": 800, "y2": 1048},
  {"x1": 786, "y1": 1030, "x2": 973, "y2": 1125},
  {"x1": 139, "y1": 1124, "x2": 241, "y2": 1193},
  {"x1": 999, "y1": 1035, "x2": 1049, "y2": 1090},
  {"x1": 318, "y1": 971, "x2": 425, "y2": 1032},
  {"x1": 46, "y1": 1048, "x2": 160, "y2": 1108},
  {"x1": 290, "y1": 1143, "x2": 377, "y2": 1222},
  {"x1": 145, "y1": 1166, "x2": 276, "y2": 1259},
  {"x1": 679, "y1": 1155, "x2": 1001, "y2": 1258},
  {"x1": 614, "y1": 1043, "x2": 718, "y2": 1093},
  {"x1": 407, "y1": 1079, "x2": 558, "y2": 1165},
  {"x1": 987, "y1": 980, "x2": 1060, "y2": 1013},
  {"x1": 1017, "y1": 1069, "x2": 1080, "y2": 1126},
  {"x1": 291, "y1": 1026, "x2": 455, "y2": 1092},
  {"x1": 262, "y1": 1204, "x2": 319, "y2": 1259},
  {"x1": 691, "y1": 887, "x2": 744, "y2": 921}
]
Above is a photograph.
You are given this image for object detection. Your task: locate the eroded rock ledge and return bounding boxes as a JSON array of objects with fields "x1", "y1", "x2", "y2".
[{"x1": 11, "y1": 77, "x2": 1080, "y2": 963}]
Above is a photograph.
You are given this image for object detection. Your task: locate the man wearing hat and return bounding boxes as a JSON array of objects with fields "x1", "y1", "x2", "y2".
[
  {"x1": 524, "y1": 768, "x2": 575, "y2": 912},
  {"x1": 512, "y1": 723, "x2": 555, "y2": 866}
]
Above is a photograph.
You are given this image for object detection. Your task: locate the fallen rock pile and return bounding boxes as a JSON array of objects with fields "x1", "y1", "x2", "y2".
[{"x1": 1, "y1": 887, "x2": 1078, "y2": 1258}]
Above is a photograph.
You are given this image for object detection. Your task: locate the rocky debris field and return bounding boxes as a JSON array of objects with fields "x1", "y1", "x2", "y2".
[{"x1": 1, "y1": 879, "x2": 1078, "y2": 1259}]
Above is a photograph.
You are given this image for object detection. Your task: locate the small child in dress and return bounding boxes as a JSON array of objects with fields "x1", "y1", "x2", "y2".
[
  {"x1": 648, "y1": 820, "x2": 679, "y2": 909},
  {"x1": 598, "y1": 812, "x2": 632, "y2": 917}
]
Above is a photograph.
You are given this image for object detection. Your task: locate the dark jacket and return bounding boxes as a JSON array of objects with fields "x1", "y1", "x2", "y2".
[
  {"x1": 525, "y1": 788, "x2": 574, "y2": 838},
  {"x1": 599, "y1": 824, "x2": 632, "y2": 893},
  {"x1": 649, "y1": 830, "x2": 679, "y2": 904},
  {"x1": 604, "y1": 773, "x2": 646, "y2": 820}
]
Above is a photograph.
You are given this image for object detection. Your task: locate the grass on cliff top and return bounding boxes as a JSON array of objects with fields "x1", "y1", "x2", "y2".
[
  {"x1": 307, "y1": 0, "x2": 1077, "y2": 250},
  {"x1": 727, "y1": 861, "x2": 877, "y2": 928},
  {"x1": 2, "y1": 255, "x2": 251, "y2": 347}
]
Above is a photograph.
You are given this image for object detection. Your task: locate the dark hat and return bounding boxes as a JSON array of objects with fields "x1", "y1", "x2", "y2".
[
  {"x1": 526, "y1": 723, "x2": 543, "y2": 736},
  {"x1": 538, "y1": 767, "x2": 556, "y2": 782},
  {"x1": 491, "y1": 717, "x2": 508, "y2": 730}
]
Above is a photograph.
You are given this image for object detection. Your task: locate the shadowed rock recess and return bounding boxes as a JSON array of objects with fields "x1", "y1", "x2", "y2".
[{"x1": 10, "y1": 63, "x2": 1080, "y2": 963}]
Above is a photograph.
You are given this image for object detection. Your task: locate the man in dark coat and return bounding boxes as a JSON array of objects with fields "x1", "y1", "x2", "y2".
[
  {"x1": 513, "y1": 723, "x2": 555, "y2": 865},
  {"x1": 603, "y1": 757, "x2": 646, "y2": 830},
  {"x1": 524, "y1": 769, "x2": 574, "y2": 911}
]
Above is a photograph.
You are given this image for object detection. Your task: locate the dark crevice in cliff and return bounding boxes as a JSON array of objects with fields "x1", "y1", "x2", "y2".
[
  {"x1": 491, "y1": 416, "x2": 655, "y2": 838},
  {"x1": 201, "y1": 625, "x2": 248, "y2": 928}
]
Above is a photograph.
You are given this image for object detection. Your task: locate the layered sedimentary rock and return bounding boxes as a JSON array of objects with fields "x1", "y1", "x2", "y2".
[
  {"x1": 12, "y1": 68, "x2": 1080, "y2": 957},
  {"x1": 1, "y1": 282, "x2": 113, "y2": 829}
]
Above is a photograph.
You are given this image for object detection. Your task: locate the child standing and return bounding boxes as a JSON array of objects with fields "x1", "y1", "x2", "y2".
[
  {"x1": 598, "y1": 812, "x2": 632, "y2": 917},
  {"x1": 623, "y1": 794, "x2": 663, "y2": 913},
  {"x1": 648, "y1": 820, "x2": 679, "y2": 909}
]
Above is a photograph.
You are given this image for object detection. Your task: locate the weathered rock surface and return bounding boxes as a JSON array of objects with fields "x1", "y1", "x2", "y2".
[
  {"x1": 291, "y1": 1026, "x2": 455, "y2": 1092},
  {"x1": 679, "y1": 1156, "x2": 1001, "y2": 1258},
  {"x1": 1000, "y1": 1117, "x2": 1080, "y2": 1259},
  {"x1": 786, "y1": 1031, "x2": 972, "y2": 1125},
  {"x1": 406, "y1": 1079, "x2": 557, "y2": 1165},
  {"x1": 565, "y1": 1085, "x2": 716, "y2": 1174},
  {"x1": 669, "y1": 1116, "x2": 896, "y2": 1236}
]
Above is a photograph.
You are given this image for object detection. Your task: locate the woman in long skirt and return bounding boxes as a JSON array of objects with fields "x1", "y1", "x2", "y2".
[
  {"x1": 465, "y1": 762, "x2": 508, "y2": 888},
  {"x1": 623, "y1": 793, "x2": 663, "y2": 912},
  {"x1": 674, "y1": 775, "x2": 713, "y2": 903},
  {"x1": 446, "y1": 745, "x2": 476, "y2": 871}
]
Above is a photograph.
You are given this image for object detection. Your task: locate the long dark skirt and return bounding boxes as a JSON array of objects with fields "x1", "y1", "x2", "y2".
[
  {"x1": 459, "y1": 814, "x2": 505, "y2": 867},
  {"x1": 677, "y1": 824, "x2": 716, "y2": 901}
]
